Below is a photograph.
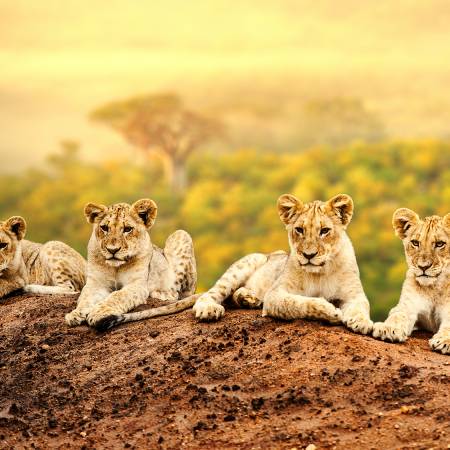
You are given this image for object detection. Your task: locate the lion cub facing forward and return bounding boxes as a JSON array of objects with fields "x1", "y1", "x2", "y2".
[
  {"x1": 193, "y1": 194, "x2": 373, "y2": 335},
  {"x1": 373, "y1": 209, "x2": 450, "y2": 354},
  {"x1": 65, "y1": 199, "x2": 197, "y2": 330},
  {"x1": 0, "y1": 216, "x2": 85, "y2": 298}
]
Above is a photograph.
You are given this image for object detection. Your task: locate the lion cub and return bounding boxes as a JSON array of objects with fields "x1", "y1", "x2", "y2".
[
  {"x1": 193, "y1": 194, "x2": 373, "y2": 335},
  {"x1": 65, "y1": 199, "x2": 197, "y2": 330},
  {"x1": 373, "y1": 209, "x2": 450, "y2": 354},
  {"x1": 0, "y1": 216, "x2": 85, "y2": 298}
]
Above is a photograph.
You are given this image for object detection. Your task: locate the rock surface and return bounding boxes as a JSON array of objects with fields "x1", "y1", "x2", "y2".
[{"x1": 0, "y1": 293, "x2": 449, "y2": 449}]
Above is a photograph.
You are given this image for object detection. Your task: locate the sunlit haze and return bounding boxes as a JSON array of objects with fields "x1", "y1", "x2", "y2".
[{"x1": 1, "y1": 0, "x2": 450, "y2": 171}]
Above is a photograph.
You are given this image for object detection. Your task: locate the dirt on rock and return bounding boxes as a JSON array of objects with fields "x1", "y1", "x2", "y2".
[{"x1": 0, "y1": 293, "x2": 449, "y2": 449}]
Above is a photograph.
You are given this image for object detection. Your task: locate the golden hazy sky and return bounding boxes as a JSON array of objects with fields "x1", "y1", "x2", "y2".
[{"x1": 1, "y1": 0, "x2": 450, "y2": 170}]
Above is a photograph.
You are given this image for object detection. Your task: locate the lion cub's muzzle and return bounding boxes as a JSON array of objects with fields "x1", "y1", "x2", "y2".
[
  {"x1": 297, "y1": 252, "x2": 327, "y2": 271},
  {"x1": 413, "y1": 261, "x2": 442, "y2": 281},
  {"x1": 102, "y1": 245, "x2": 130, "y2": 265}
]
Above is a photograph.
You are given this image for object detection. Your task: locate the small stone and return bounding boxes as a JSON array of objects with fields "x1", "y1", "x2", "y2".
[
  {"x1": 306, "y1": 445, "x2": 317, "y2": 450},
  {"x1": 41, "y1": 344, "x2": 50, "y2": 351},
  {"x1": 48, "y1": 418, "x2": 57, "y2": 428},
  {"x1": 135, "y1": 373, "x2": 143, "y2": 382},
  {"x1": 8, "y1": 403, "x2": 19, "y2": 415},
  {"x1": 394, "y1": 424, "x2": 399, "y2": 429},
  {"x1": 80, "y1": 431, "x2": 87, "y2": 437}
]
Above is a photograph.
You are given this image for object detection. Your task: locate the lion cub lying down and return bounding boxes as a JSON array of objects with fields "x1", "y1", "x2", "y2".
[
  {"x1": 65, "y1": 199, "x2": 197, "y2": 330},
  {"x1": 0, "y1": 216, "x2": 85, "y2": 298},
  {"x1": 193, "y1": 194, "x2": 373, "y2": 335},
  {"x1": 373, "y1": 208, "x2": 450, "y2": 354}
]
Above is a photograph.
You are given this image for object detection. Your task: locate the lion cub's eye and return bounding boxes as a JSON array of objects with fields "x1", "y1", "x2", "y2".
[
  {"x1": 435, "y1": 241, "x2": 446, "y2": 248},
  {"x1": 320, "y1": 227, "x2": 331, "y2": 236},
  {"x1": 0, "y1": 243, "x2": 7, "y2": 249},
  {"x1": 294, "y1": 227, "x2": 304, "y2": 235},
  {"x1": 100, "y1": 224, "x2": 109, "y2": 233},
  {"x1": 411, "y1": 240, "x2": 420, "y2": 247},
  {"x1": 123, "y1": 226, "x2": 133, "y2": 233}
]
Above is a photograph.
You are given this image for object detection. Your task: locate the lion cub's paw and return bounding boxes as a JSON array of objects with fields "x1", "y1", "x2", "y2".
[
  {"x1": 429, "y1": 331, "x2": 450, "y2": 354},
  {"x1": 193, "y1": 297, "x2": 225, "y2": 321},
  {"x1": 344, "y1": 312, "x2": 373, "y2": 335},
  {"x1": 86, "y1": 305, "x2": 115, "y2": 327},
  {"x1": 65, "y1": 309, "x2": 87, "y2": 326},
  {"x1": 372, "y1": 321, "x2": 407, "y2": 342},
  {"x1": 314, "y1": 300, "x2": 343, "y2": 324},
  {"x1": 232, "y1": 288, "x2": 262, "y2": 309}
]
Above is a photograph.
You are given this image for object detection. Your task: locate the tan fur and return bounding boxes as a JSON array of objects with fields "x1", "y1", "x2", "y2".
[
  {"x1": 193, "y1": 194, "x2": 373, "y2": 335},
  {"x1": 65, "y1": 199, "x2": 197, "y2": 330},
  {"x1": 373, "y1": 209, "x2": 450, "y2": 354},
  {"x1": 0, "y1": 216, "x2": 85, "y2": 298}
]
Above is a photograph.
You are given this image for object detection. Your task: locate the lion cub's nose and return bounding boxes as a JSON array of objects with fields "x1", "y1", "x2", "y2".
[
  {"x1": 302, "y1": 251, "x2": 318, "y2": 260},
  {"x1": 106, "y1": 246, "x2": 121, "y2": 255},
  {"x1": 418, "y1": 262, "x2": 432, "y2": 271}
]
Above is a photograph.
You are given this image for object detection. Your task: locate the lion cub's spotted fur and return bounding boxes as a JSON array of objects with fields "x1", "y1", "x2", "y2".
[
  {"x1": 373, "y1": 209, "x2": 450, "y2": 354},
  {"x1": 193, "y1": 194, "x2": 373, "y2": 335},
  {"x1": 65, "y1": 199, "x2": 197, "y2": 330},
  {"x1": 0, "y1": 216, "x2": 85, "y2": 298}
]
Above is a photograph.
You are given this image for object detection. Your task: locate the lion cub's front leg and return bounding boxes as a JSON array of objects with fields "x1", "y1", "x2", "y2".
[
  {"x1": 263, "y1": 288, "x2": 343, "y2": 323},
  {"x1": 372, "y1": 291, "x2": 423, "y2": 343},
  {"x1": 338, "y1": 280, "x2": 373, "y2": 335},
  {"x1": 193, "y1": 294, "x2": 226, "y2": 321},
  {"x1": 429, "y1": 306, "x2": 450, "y2": 355},
  {"x1": 429, "y1": 328, "x2": 450, "y2": 354},
  {"x1": 193, "y1": 253, "x2": 267, "y2": 321},
  {"x1": 372, "y1": 309, "x2": 414, "y2": 343},
  {"x1": 86, "y1": 282, "x2": 149, "y2": 327},
  {"x1": 340, "y1": 298, "x2": 373, "y2": 335},
  {"x1": 65, "y1": 285, "x2": 110, "y2": 326},
  {"x1": 0, "y1": 275, "x2": 27, "y2": 299}
]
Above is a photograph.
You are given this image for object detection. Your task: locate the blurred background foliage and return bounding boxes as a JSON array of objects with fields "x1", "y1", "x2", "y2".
[{"x1": 1, "y1": 138, "x2": 449, "y2": 320}]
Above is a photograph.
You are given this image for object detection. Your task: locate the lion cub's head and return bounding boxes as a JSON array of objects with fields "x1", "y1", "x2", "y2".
[
  {"x1": 393, "y1": 208, "x2": 450, "y2": 287},
  {"x1": 278, "y1": 194, "x2": 354, "y2": 273},
  {"x1": 84, "y1": 199, "x2": 157, "y2": 267},
  {"x1": 0, "y1": 216, "x2": 26, "y2": 274}
]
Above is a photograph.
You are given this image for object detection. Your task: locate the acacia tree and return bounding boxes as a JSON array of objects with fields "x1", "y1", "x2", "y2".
[{"x1": 90, "y1": 93, "x2": 223, "y2": 193}]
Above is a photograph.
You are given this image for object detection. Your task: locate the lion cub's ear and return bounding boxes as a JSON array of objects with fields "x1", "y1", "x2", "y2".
[
  {"x1": 131, "y1": 199, "x2": 158, "y2": 228},
  {"x1": 327, "y1": 194, "x2": 354, "y2": 227},
  {"x1": 84, "y1": 203, "x2": 108, "y2": 224},
  {"x1": 278, "y1": 194, "x2": 303, "y2": 225},
  {"x1": 392, "y1": 208, "x2": 419, "y2": 239},
  {"x1": 5, "y1": 216, "x2": 26, "y2": 240}
]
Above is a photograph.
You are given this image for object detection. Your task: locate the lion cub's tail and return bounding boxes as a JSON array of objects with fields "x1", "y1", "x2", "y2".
[{"x1": 94, "y1": 294, "x2": 202, "y2": 332}]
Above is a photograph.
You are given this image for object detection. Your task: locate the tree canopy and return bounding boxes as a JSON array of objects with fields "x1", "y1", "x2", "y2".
[{"x1": 90, "y1": 93, "x2": 224, "y2": 192}]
